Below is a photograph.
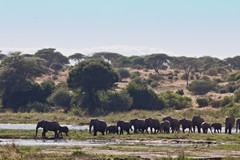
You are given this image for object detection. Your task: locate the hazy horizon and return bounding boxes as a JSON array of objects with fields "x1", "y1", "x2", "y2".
[{"x1": 1, "y1": 0, "x2": 240, "y2": 59}]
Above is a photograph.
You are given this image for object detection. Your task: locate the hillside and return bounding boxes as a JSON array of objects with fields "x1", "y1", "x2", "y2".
[{"x1": 35, "y1": 67, "x2": 235, "y2": 108}]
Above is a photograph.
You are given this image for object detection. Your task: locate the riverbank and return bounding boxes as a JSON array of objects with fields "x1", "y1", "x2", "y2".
[
  {"x1": 0, "y1": 108, "x2": 227, "y2": 125},
  {"x1": 1, "y1": 129, "x2": 240, "y2": 159}
]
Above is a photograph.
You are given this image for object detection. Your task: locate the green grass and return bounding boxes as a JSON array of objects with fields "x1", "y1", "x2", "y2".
[{"x1": 0, "y1": 108, "x2": 227, "y2": 125}]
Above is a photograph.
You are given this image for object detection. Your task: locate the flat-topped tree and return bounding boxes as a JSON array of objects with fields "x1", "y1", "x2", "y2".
[
  {"x1": 68, "y1": 53, "x2": 86, "y2": 61},
  {"x1": 67, "y1": 58, "x2": 119, "y2": 113},
  {"x1": 145, "y1": 53, "x2": 170, "y2": 75},
  {"x1": 35, "y1": 48, "x2": 69, "y2": 67}
]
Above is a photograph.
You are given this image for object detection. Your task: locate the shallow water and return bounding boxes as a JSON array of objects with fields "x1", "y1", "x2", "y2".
[
  {"x1": 0, "y1": 124, "x2": 88, "y2": 130},
  {"x1": 0, "y1": 138, "x2": 197, "y2": 147}
]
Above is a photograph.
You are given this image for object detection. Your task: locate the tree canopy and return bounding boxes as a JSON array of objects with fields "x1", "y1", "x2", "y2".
[{"x1": 67, "y1": 58, "x2": 119, "y2": 112}]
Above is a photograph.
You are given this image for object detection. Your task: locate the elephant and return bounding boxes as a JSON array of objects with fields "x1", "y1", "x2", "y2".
[
  {"x1": 236, "y1": 118, "x2": 240, "y2": 133},
  {"x1": 179, "y1": 119, "x2": 192, "y2": 133},
  {"x1": 225, "y1": 116, "x2": 235, "y2": 134},
  {"x1": 106, "y1": 125, "x2": 118, "y2": 134},
  {"x1": 201, "y1": 122, "x2": 212, "y2": 133},
  {"x1": 145, "y1": 118, "x2": 160, "y2": 134},
  {"x1": 211, "y1": 123, "x2": 222, "y2": 133},
  {"x1": 192, "y1": 116, "x2": 205, "y2": 133},
  {"x1": 117, "y1": 121, "x2": 132, "y2": 135},
  {"x1": 130, "y1": 119, "x2": 147, "y2": 134},
  {"x1": 58, "y1": 126, "x2": 69, "y2": 138},
  {"x1": 89, "y1": 119, "x2": 107, "y2": 136},
  {"x1": 162, "y1": 116, "x2": 179, "y2": 133},
  {"x1": 159, "y1": 120, "x2": 170, "y2": 133},
  {"x1": 35, "y1": 120, "x2": 60, "y2": 139}
]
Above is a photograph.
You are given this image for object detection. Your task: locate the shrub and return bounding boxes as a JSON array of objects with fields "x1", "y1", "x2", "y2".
[
  {"x1": 228, "y1": 71, "x2": 240, "y2": 82},
  {"x1": 116, "y1": 68, "x2": 130, "y2": 79},
  {"x1": 26, "y1": 102, "x2": 50, "y2": 112},
  {"x1": 160, "y1": 91, "x2": 192, "y2": 110},
  {"x1": 210, "y1": 100, "x2": 221, "y2": 108},
  {"x1": 234, "y1": 88, "x2": 240, "y2": 103},
  {"x1": 223, "y1": 104, "x2": 240, "y2": 117},
  {"x1": 47, "y1": 88, "x2": 71, "y2": 111},
  {"x1": 220, "y1": 96, "x2": 234, "y2": 107},
  {"x1": 127, "y1": 79, "x2": 164, "y2": 110},
  {"x1": 206, "y1": 68, "x2": 218, "y2": 76},
  {"x1": 188, "y1": 80, "x2": 217, "y2": 95},
  {"x1": 98, "y1": 91, "x2": 132, "y2": 112},
  {"x1": 148, "y1": 73, "x2": 162, "y2": 81},
  {"x1": 130, "y1": 71, "x2": 141, "y2": 79},
  {"x1": 196, "y1": 98, "x2": 209, "y2": 108},
  {"x1": 181, "y1": 73, "x2": 188, "y2": 80},
  {"x1": 150, "y1": 81, "x2": 159, "y2": 88}
]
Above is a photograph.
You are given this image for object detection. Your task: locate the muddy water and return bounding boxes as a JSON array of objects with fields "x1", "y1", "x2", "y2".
[
  {"x1": 0, "y1": 138, "x2": 200, "y2": 147},
  {"x1": 0, "y1": 124, "x2": 88, "y2": 130}
]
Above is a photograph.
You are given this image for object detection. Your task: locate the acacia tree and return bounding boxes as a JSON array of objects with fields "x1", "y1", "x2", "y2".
[
  {"x1": 67, "y1": 58, "x2": 119, "y2": 113},
  {"x1": 145, "y1": 54, "x2": 170, "y2": 75},
  {"x1": 0, "y1": 52, "x2": 48, "y2": 110},
  {"x1": 171, "y1": 56, "x2": 196, "y2": 86},
  {"x1": 35, "y1": 48, "x2": 69, "y2": 67}
]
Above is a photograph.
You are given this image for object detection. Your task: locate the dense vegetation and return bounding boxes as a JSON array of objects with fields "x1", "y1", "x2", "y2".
[{"x1": 1, "y1": 49, "x2": 240, "y2": 115}]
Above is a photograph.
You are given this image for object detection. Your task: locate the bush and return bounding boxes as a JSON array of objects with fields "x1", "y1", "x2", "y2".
[
  {"x1": 196, "y1": 98, "x2": 209, "y2": 108},
  {"x1": 47, "y1": 88, "x2": 71, "y2": 111},
  {"x1": 206, "y1": 68, "x2": 218, "y2": 76},
  {"x1": 127, "y1": 79, "x2": 164, "y2": 110},
  {"x1": 98, "y1": 91, "x2": 132, "y2": 112},
  {"x1": 188, "y1": 80, "x2": 217, "y2": 95},
  {"x1": 160, "y1": 91, "x2": 192, "y2": 110},
  {"x1": 150, "y1": 81, "x2": 159, "y2": 88},
  {"x1": 210, "y1": 100, "x2": 221, "y2": 108},
  {"x1": 26, "y1": 102, "x2": 50, "y2": 112},
  {"x1": 234, "y1": 88, "x2": 240, "y2": 103},
  {"x1": 228, "y1": 71, "x2": 240, "y2": 82},
  {"x1": 116, "y1": 68, "x2": 130, "y2": 79},
  {"x1": 218, "y1": 83, "x2": 238, "y2": 94},
  {"x1": 223, "y1": 104, "x2": 240, "y2": 117},
  {"x1": 220, "y1": 96, "x2": 234, "y2": 107},
  {"x1": 130, "y1": 71, "x2": 141, "y2": 79},
  {"x1": 148, "y1": 73, "x2": 162, "y2": 81}
]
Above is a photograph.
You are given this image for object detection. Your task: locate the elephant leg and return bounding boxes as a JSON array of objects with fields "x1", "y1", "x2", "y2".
[
  {"x1": 225, "y1": 127, "x2": 227, "y2": 134},
  {"x1": 102, "y1": 130, "x2": 105, "y2": 135},
  {"x1": 94, "y1": 130, "x2": 97, "y2": 136}
]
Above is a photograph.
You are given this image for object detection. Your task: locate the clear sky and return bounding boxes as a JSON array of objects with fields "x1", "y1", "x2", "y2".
[{"x1": 0, "y1": 0, "x2": 240, "y2": 58}]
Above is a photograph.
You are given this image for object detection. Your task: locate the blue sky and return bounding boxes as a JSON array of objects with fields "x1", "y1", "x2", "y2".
[{"x1": 0, "y1": 0, "x2": 240, "y2": 58}]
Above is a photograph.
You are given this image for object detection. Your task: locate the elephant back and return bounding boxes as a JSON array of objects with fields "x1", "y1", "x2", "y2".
[
  {"x1": 192, "y1": 116, "x2": 204, "y2": 126},
  {"x1": 225, "y1": 116, "x2": 235, "y2": 127}
]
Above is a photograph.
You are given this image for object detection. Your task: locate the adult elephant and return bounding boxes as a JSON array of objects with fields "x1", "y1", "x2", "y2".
[
  {"x1": 117, "y1": 121, "x2": 132, "y2": 135},
  {"x1": 145, "y1": 118, "x2": 160, "y2": 134},
  {"x1": 159, "y1": 120, "x2": 170, "y2": 133},
  {"x1": 35, "y1": 120, "x2": 60, "y2": 139},
  {"x1": 211, "y1": 123, "x2": 222, "y2": 133},
  {"x1": 89, "y1": 119, "x2": 107, "y2": 136},
  {"x1": 179, "y1": 119, "x2": 192, "y2": 133},
  {"x1": 236, "y1": 118, "x2": 240, "y2": 133},
  {"x1": 162, "y1": 116, "x2": 179, "y2": 133},
  {"x1": 192, "y1": 116, "x2": 205, "y2": 133},
  {"x1": 130, "y1": 119, "x2": 147, "y2": 134},
  {"x1": 201, "y1": 122, "x2": 212, "y2": 133},
  {"x1": 225, "y1": 116, "x2": 235, "y2": 134}
]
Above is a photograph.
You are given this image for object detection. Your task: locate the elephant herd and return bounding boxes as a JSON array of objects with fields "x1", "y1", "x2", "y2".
[
  {"x1": 89, "y1": 116, "x2": 240, "y2": 136},
  {"x1": 34, "y1": 116, "x2": 240, "y2": 139}
]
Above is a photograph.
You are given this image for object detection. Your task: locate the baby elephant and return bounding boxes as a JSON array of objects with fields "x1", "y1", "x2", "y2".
[
  {"x1": 106, "y1": 125, "x2": 119, "y2": 134},
  {"x1": 58, "y1": 126, "x2": 69, "y2": 138},
  {"x1": 201, "y1": 122, "x2": 212, "y2": 134},
  {"x1": 211, "y1": 123, "x2": 222, "y2": 133}
]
